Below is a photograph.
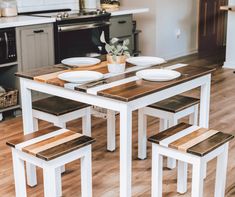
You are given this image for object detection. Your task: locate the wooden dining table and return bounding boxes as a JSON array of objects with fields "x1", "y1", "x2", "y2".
[{"x1": 16, "y1": 61, "x2": 215, "y2": 197}]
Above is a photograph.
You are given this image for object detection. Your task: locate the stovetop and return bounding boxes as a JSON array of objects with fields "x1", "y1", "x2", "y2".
[{"x1": 31, "y1": 9, "x2": 110, "y2": 21}]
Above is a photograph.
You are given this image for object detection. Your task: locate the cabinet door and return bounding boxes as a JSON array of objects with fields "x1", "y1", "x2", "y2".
[
  {"x1": 20, "y1": 24, "x2": 54, "y2": 71},
  {"x1": 110, "y1": 15, "x2": 133, "y2": 38}
]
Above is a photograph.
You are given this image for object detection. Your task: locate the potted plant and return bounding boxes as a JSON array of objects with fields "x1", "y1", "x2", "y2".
[{"x1": 100, "y1": 31, "x2": 130, "y2": 74}]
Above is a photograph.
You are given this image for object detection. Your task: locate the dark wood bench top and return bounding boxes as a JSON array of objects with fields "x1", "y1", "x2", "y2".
[
  {"x1": 32, "y1": 96, "x2": 90, "y2": 116},
  {"x1": 148, "y1": 123, "x2": 234, "y2": 156},
  {"x1": 148, "y1": 95, "x2": 200, "y2": 113},
  {"x1": 6, "y1": 126, "x2": 95, "y2": 161}
]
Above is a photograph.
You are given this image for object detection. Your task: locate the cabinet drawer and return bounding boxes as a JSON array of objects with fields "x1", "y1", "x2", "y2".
[{"x1": 110, "y1": 15, "x2": 133, "y2": 38}]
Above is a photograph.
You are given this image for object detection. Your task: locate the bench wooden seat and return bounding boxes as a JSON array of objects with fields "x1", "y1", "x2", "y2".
[
  {"x1": 148, "y1": 122, "x2": 233, "y2": 156},
  {"x1": 7, "y1": 126, "x2": 95, "y2": 197},
  {"x1": 32, "y1": 96, "x2": 90, "y2": 116},
  {"x1": 149, "y1": 95, "x2": 200, "y2": 113},
  {"x1": 148, "y1": 123, "x2": 234, "y2": 196},
  {"x1": 7, "y1": 126, "x2": 95, "y2": 161},
  {"x1": 138, "y1": 95, "x2": 200, "y2": 166}
]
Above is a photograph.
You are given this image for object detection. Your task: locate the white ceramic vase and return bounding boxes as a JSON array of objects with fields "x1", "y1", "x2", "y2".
[{"x1": 107, "y1": 63, "x2": 126, "y2": 74}]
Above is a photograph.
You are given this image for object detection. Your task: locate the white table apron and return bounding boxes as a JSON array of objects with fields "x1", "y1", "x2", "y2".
[{"x1": 19, "y1": 73, "x2": 211, "y2": 197}]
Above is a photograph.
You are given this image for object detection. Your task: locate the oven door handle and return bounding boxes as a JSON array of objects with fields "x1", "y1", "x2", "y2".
[
  {"x1": 4, "y1": 32, "x2": 9, "y2": 59},
  {"x1": 58, "y1": 22, "x2": 111, "y2": 32}
]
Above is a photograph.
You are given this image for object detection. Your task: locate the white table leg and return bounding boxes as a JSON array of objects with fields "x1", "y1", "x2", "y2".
[
  {"x1": 107, "y1": 109, "x2": 116, "y2": 151},
  {"x1": 82, "y1": 107, "x2": 92, "y2": 137},
  {"x1": 215, "y1": 143, "x2": 229, "y2": 197},
  {"x1": 199, "y1": 77, "x2": 211, "y2": 128},
  {"x1": 138, "y1": 108, "x2": 147, "y2": 160},
  {"x1": 12, "y1": 149, "x2": 27, "y2": 197},
  {"x1": 199, "y1": 78, "x2": 211, "y2": 179},
  {"x1": 119, "y1": 106, "x2": 132, "y2": 197},
  {"x1": 20, "y1": 79, "x2": 37, "y2": 187},
  {"x1": 81, "y1": 146, "x2": 92, "y2": 197}
]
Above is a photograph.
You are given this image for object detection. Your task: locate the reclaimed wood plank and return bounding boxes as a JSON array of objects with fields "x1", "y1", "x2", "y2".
[
  {"x1": 97, "y1": 66, "x2": 216, "y2": 102},
  {"x1": 149, "y1": 95, "x2": 200, "y2": 113}
]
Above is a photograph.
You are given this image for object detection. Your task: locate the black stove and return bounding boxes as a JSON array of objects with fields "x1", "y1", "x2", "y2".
[{"x1": 28, "y1": 9, "x2": 111, "y2": 63}]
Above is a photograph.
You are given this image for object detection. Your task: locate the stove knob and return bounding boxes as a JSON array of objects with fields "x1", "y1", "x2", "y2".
[
  {"x1": 57, "y1": 13, "x2": 62, "y2": 19},
  {"x1": 63, "y1": 12, "x2": 69, "y2": 18},
  {"x1": 102, "y1": 9, "x2": 107, "y2": 14},
  {"x1": 96, "y1": 9, "x2": 102, "y2": 15}
]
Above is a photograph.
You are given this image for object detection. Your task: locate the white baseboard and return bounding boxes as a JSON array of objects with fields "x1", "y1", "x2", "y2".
[
  {"x1": 223, "y1": 61, "x2": 235, "y2": 69},
  {"x1": 164, "y1": 49, "x2": 198, "y2": 61}
]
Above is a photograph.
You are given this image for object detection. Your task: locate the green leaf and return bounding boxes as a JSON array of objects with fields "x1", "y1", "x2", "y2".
[
  {"x1": 110, "y1": 38, "x2": 119, "y2": 44},
  {"x1": 100, "y1": 31, "x2": 106, "y2": 43},
  {"x1": 123, "y1": 39, "x2": 130, "y2": 46},
  {"x1": 105, "y1": 44, "x2": 112, "y2": 53}
]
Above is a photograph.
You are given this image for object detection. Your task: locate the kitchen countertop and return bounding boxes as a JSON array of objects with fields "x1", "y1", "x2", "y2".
[
  {"x1": 0, "y1": 15, "x2": 55, "y2": 29},
  {"x1": 0, "y1": 8, "x2": 149, "y2": 29},
  {"x1": 110, "y1": 8, "x2": 149, "y2": 16}
]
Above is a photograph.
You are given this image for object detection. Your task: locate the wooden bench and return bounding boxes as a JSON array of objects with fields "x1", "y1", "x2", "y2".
[
  {"x1": 148, "y1": 123, "x2": 234, "y2": 197},
  {"x1": 32, "y1": 96, "x2": 91, "y2": 136},
  {"x1": 7, "y1": 126, "x2": 95, "y2": 197},
  {"x1": 138, "y1": 95, "x2": 200, "y2": 170}
]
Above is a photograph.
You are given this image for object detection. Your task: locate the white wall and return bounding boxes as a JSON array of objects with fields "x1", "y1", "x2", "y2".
[
  {"x1": 121, "y1": 0, "x2": 198, "y2": 60},
  {"x1": 16, "y1": 0, "x2": 79, "y2": 13}
]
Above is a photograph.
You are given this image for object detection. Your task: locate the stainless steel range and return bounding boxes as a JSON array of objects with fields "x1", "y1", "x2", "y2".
[{"x1": 31, "y1": 9, "x2": 111, "y2": 63}]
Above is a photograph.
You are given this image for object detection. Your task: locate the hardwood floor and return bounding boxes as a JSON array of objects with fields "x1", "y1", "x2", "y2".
[{"x1": 1, "y1": 52, "x2": 235, "y2": 196}]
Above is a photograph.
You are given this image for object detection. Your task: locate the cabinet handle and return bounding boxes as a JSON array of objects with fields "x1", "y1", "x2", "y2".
[
  {"x1": 33, "y1": 30, "x2": 44, "y2": 34},
  {"x1": 118, "y1": 20, "x2": 127, "y2": 24}
]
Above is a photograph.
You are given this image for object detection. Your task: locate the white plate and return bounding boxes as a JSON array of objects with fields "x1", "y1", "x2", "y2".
[
  {"x1": 136, "y1": 69, "x2": 181, "y2": 82},
  {"x1": 61, "y1": 57, "x2": 101, "y2": 67},
  {"x1": 58, "y1": 71, "x2": 104, "y2": 83},
  {"x1": 126, "y1": 56, "x2": 166, "y2": 67}
]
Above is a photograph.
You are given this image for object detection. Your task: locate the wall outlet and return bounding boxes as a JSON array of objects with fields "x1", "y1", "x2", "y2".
[{"x1": 176, "y1": 29, "x2": 181, "y2": 39}]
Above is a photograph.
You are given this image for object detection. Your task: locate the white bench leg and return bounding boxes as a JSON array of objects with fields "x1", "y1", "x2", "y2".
[
  {"x1": 192, "y1": 158, "x2": 204, "y2": 197},
  {"x1": 33, "y1": 118, "x2": 39, "y2": 131},
  {"x1": 215, "y1": 144, "x2": 229, "y2": 197},
  {"x1": 138, "y1": 108, "x2": 147, "y2": 159},
  {"x1": 177, "y1": 160, "x2": 188, "y2": 194},
  {"x1": 152, "y1": 144, "x2": 163, "y2": 197},
  {"x1": 12, "y1": 149, "x2": 27, "y2": 197},
  {"x1": 167, "y1": 118, "x2": 177, "y2": 169},
  {"x1": 26, "y1": 161, "x2": 37, "y2": 187},
  {"x1": 43, "y1": 167, "x2": 58, "y2": 197},
  {"x1": 159, "y1": 118, "x2": 168, "y2": 132},
  {"x1": 81, "y1": 146, "x2": 92, "y2": 197},
  {"x1": 55, "y1": 121, "x2": 66, "y2": 129},
  {"x1": 82, "y1": 107, "x2": 92, "y2": 137},
  {"x1": 189, "y1": 105, "x2": 199, "y2": 126},
  {"x1": 107, "y1": 110, "x2": 116, "y2": 152}
]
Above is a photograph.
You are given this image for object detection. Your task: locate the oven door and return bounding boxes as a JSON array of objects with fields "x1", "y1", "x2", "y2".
[{"x1": 55, "y1": 21, "x2": 110, "y2": 63}]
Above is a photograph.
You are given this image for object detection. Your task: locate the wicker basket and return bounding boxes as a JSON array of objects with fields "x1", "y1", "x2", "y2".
[{"x1": 0, "y1": 88, "x2": 18, "y2": 109}]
